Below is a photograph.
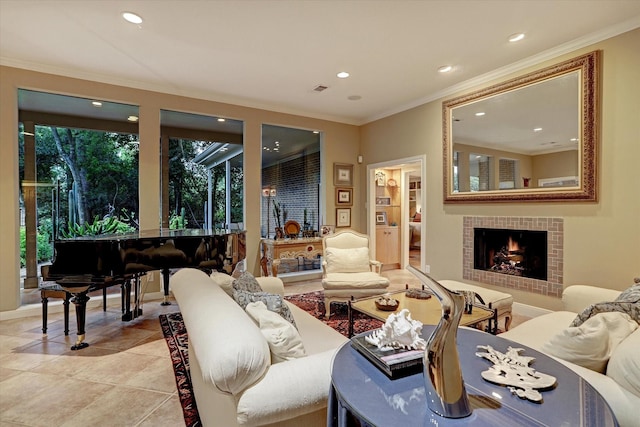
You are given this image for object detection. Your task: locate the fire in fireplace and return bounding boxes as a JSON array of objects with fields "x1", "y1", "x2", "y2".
[{"x1": 473, "y1": 228, "x2": 547, "y2": 280}]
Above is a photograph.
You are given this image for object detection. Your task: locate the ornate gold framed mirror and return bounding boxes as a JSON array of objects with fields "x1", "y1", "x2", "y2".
[{"x1": 443, "y1": 50, "x2": 600, "y2": 203}]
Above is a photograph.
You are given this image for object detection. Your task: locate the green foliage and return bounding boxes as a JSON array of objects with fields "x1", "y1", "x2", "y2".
[
  {"x1": 60, "y1": 215, "x2": 135, "y2": 238},
  {"x1": 168, "y1": 138, "x2": 209, "y2": 228},
  {"x1": 33, "y1": 126, "x2": 139, "y2": 229},
  {"x1": 19, "y1": 225, "x2": 54, "y2": 268},
  {"x1": 169, "y1": 207, "x2": 188, "y2": 229}
]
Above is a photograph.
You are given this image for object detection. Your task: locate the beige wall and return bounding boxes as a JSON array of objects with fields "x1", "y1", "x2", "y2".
[
  {"x1": 0, "y1": 67, "x2": 359, "y2": 311},
  {"x1": 360, "y1": 29, "x2": 640, "y2": 310},
  {"x1": 532, "y1": 150, "x2": 579, "y2": 184}
]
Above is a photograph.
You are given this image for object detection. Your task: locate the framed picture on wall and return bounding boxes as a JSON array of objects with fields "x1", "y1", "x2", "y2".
[
  {"x1": 375, "y1": 196, "x2": 391, "y2": 206},
  {"x1": 336, "y1": 208, "x2": 351, "y2": 228},
  {"x1": 335, "y1": 187, "x2": 353, "y2": 206},
  {"x1": 375, "y1": 211, "x2": 388, "y2": 225},
  {"x1": 334, "y1": 163, "x2": 354, "y2": 186}
]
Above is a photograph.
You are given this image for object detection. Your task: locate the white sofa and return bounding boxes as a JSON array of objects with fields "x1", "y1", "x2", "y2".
[
  {"x1": 171, "y1": 268, "x2": 348, "y2": 427},
  {"x1": 501, "y1": 285, "x2": 640, "y2": 427}
]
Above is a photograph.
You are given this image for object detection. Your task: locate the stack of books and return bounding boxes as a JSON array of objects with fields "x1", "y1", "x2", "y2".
[{"x1": 350, "y1": 331, "x2": 424, "y2": 379}]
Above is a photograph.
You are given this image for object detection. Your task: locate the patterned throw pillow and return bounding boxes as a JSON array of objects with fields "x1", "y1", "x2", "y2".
[
  {"x1": 233, "y1": 289, "x2": 297, "y2": 328},
  {"x1": 232, "y1": 271, "x2": 263, "y2": 293},
  {"x1": 571, "y1": 284, "x2": 640, "y2": 327}
]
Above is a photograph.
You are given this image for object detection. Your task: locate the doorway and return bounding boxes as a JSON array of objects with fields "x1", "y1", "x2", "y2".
[{"x1": 367, "y1": 155, "x2": 426, "y2": 271}]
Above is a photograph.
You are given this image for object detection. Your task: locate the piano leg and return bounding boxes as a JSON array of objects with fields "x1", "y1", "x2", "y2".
[
  {"x1": 161, "y1": 268, "x2": 171, "y2": 306},
  {"x1": 122, "y1": 278, "x2": 133, "y2": 321},
  {"x1": 70, "y1": 291, "x2": 90, "y2": 350},
  {"x1": 133, "y1": 274, "x2": 143, "y2": 318}
]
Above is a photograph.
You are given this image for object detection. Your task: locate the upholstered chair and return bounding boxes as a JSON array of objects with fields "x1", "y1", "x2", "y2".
[{"x1": 321, "y1": 230, "x2": 390, "y2": 318}]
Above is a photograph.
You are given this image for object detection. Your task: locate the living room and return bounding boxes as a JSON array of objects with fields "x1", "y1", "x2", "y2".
[{"x1": 1, "y1": 2, "x2": 639, "y2": 426}]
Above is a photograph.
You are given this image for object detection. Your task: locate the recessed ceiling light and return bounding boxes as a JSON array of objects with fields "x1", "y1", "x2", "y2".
[
  {"x1": 128, "y1": 115, "x2": 139, "y2": 122},
  {"x1": 475, "y1": 112, "x2": 485, "y2": 116},
  {"x1": 438, "y1": 65, "x2": 453, "y2": 73},
  {"x1": 508, "y1": 33, "x2": 525, "y2": 43},
  {"x1": 122, "y1": 12, "x2": 143, "y2": 24},
  {"x1": 337, "y1": 71, "x2": 350, "y2": 78},
  {"x1": 533, "y1": 127, "x2": 543, "y2": 132},
  {"x1": 92, "y1": 101, "x2": 102, "y2": 107},
  {"x1": 313, "y1": 131, "x2": 319, "y2": 134},
  {"x1": 217, "y1": 118, "x2": 225, "y2": 122}
]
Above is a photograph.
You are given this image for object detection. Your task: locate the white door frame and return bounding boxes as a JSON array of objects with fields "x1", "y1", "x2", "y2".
[{"x1": 367, "y1": 155, "x2": 426, "y2": 269}]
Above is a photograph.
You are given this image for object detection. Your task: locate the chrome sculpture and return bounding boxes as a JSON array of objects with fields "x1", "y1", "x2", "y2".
[{"x1": 407, "y1": 266, "x2": 472, "y2": 418}]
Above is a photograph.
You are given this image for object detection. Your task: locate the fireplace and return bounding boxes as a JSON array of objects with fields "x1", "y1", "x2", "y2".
[
  {"x1": 463, "y1": 217, "x2": 563, "y2": 298},
  {"x1": 474, "y1": 228, "x2": 547, "y2": 280}
]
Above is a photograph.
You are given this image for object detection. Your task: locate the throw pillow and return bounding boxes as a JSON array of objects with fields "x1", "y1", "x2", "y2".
[
  {"x1": 570, "y1": 283, "x2": 640, "y2": 327},
  {"x1": 245, "y1": 301, "x2": 306, "y2": 363},
  {"x1": 542, "y1": 312, "x2": 638, "y2": 373},
  {"x1": 232, "y1": 271, "x2": 263, "y2": 293},
  {"x1": 606, "y1": 327, "x2": 640, "y2": 398},
  {"x1": 233, "y1": 289, "x2": 297, "y2": 328},
  {"x1": 324, "y1": 246, "x2": 370, "y2": 274},
  {"x1": 210, "y1": 271, "x2": 235, "y2": 297}
]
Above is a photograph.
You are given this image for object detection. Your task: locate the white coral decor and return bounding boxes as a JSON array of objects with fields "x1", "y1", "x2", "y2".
[{"x1": 365, "y1": 309, "x2": 427, "y2": 351}]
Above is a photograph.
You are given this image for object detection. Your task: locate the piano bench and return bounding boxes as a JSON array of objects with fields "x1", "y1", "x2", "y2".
[
  {"x1": 38, "y1": 283, "x2": 109, "y2": 335},
  {"x1": 39, "y1": 283, "x2": 70, "y2": 335}
]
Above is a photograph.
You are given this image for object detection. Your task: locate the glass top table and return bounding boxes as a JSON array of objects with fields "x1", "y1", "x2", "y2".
[
  {"x1": 348, "y1": 290, "x2": 495, "y2": 337},
  {"x1": 329, "y1": 325, "x2": 618, "y2": 427}
]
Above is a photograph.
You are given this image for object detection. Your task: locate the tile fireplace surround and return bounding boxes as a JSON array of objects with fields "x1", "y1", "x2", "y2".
[{"x1": 463, "y1": 216, "x2": 563, "y2": 298}]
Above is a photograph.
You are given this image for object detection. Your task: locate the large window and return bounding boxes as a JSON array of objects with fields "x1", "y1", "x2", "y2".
[
  {"x1": 161, "y1": 110, "x2": 244, "y2": 230},
  {"x1": 18, "y1": 89, "x2": 139, "y2": 289},
  {"x1": 261, "y1": 124, "x2": 321, "y2": 274}
]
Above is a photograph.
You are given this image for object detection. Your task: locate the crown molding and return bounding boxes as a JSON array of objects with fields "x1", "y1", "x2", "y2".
[{"x1": 364, "y1": 16, "x2": 640, "y2": 125}]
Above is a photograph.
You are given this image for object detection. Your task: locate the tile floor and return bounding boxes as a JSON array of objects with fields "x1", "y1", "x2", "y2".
[{"x1": 1, "y1": 269, "x2": 528, "y2": 426}]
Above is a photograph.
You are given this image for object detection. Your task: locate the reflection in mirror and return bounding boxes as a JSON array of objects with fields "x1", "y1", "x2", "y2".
[
  {"x1": 159, "y1": 110, "x2": 243, "y2": 230},
  {"x1": 443, "y1": 51, "x2": 599, "y2": 203}
]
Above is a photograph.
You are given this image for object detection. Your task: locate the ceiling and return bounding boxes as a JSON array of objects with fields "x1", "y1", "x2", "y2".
[{"x1": 2, "y1": 1, "x2": 639, "y2": 127}]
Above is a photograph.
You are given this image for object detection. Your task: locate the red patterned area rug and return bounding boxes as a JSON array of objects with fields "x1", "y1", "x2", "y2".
[
  {"x1": 284, "y1": 290, "x2": 383, "y2": 337},
  {"x1": 159, "y1": 291, "x2": 381, "y2": 426},
  {"x1": 159, "y1": 312, "x2": 201, "y2": 427}
]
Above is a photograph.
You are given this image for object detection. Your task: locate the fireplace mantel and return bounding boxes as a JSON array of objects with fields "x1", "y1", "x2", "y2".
[{"x1": 463, "y1": 217, "x2": 563, "y2": 298}]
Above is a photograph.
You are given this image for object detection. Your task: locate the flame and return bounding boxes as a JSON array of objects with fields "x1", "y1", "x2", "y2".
[{"x1": 507, "y1": 236, "x2": 520, "y2": 252}]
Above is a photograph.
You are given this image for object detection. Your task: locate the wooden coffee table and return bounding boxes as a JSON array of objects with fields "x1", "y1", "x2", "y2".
[{"x1": 348, "y1": 290, "x2": 495, "y2": 337}]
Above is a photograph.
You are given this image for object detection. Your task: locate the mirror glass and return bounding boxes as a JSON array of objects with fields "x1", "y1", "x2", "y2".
[{"x1": 443, "y1": 51, "x2": 599, "y2": 203}]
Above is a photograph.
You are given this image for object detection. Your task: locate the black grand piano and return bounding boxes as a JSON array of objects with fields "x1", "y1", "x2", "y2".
[{"x1": 46, "y1": 229, "x2": 246, "y2": 349}]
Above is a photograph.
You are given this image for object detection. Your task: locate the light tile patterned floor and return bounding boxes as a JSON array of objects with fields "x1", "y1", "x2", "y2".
[{"x1": 1, "y1": 269, "x2": 528, "y2": 426}]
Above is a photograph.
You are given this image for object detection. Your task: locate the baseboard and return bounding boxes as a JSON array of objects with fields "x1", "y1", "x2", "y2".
[
  {"x1": 0, "y1": 291, "x2": 166, "y2": 321},
  {"x1": 513, "y1": 302, "x2": 552, "y2": 319}
]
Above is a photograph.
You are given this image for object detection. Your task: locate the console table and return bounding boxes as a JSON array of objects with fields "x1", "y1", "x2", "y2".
[
  {"x1": 260, "y1": 237, "x2": 323, "y2": 277},
  {"x1": 329, "y1": 326, "x2": 617, "y2": 426}
]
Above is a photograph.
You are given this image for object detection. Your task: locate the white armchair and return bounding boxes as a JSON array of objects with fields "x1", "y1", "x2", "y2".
[{"x1": 321, "y1": 230, "x2": 390, "y2": 318}]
